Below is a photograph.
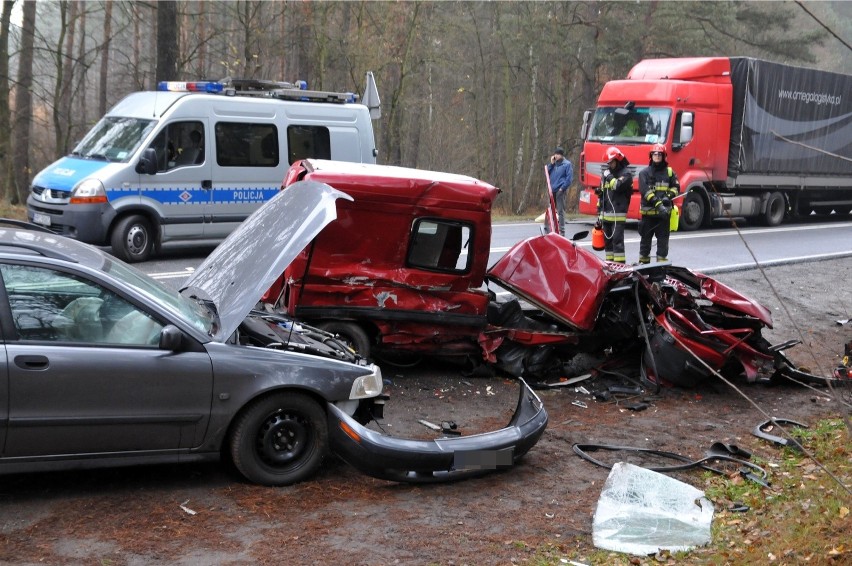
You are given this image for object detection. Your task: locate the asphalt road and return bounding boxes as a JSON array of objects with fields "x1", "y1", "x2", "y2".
[
  {"x1": 488, "y1": 216, "x2": 852, "y2": 273},
  {"x1": 141, "y1": 215, "x2": 852, "y2": 287}
]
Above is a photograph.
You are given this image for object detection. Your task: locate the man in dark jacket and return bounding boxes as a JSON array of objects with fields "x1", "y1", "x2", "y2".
[
  {"x1": 547, "y1": 146, "x2": 573, "y2": 236},
  {"x1": 596, "y1": 146, "x2": 632, "y2": 263},
  {"x1": 638, "y1": 144, "x2": 680, "y2": 263}
]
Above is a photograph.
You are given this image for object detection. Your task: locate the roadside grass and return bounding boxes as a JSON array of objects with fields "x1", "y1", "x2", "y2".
[
  {"x1": 0, "y1": 201, "x2": 28, "y2": 221},
  {"x1": 524, "y1": 418, "x2": 851, "y2": 565}
]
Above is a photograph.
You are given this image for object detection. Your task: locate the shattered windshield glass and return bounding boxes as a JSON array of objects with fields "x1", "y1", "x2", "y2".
[
  {"x1": 587, "y1": 107, "x2": 671, "y2": 144},
  {"x1": 71, "y1": 117, "x2": 157, "y2": 163}
]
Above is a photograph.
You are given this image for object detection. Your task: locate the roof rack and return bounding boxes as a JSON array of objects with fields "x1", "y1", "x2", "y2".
[{"x1": 157, "y1": 78, "x2": 359, "y2": 104}]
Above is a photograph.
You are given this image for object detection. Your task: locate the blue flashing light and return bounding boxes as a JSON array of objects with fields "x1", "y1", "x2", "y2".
[
  {"x1": 296, "y1": 80, "x2": 308, "y2": 90},
  {"x1": 156, "y1": 81, "x2": 224, "y2": 93}
]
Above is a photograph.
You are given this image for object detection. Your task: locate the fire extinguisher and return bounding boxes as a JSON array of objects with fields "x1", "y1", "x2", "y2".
[
  {"x1": 592, "y1": 222, "x2": 605, "y2": 250},
  {"x1": 669, "y1": 204, "x2": 680, "y2": 232}
]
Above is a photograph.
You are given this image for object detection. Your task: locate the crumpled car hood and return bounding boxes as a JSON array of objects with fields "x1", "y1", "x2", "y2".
[
  {"x1": 181, "y1": 181, "x2": 352, "y2": 341},
  {"x1": 487, "y1": 233, "x2": 615, "y2": 332},
  {"x1": 487, "y1": 233, "x2": 773, "y2": 332}
]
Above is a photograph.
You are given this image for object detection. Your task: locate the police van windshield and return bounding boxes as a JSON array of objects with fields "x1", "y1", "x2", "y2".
[
  {"x1": 587, "y1": 107, "x2": 670, "y2": 144},
  {"x1": 71, "y1": 117, "x2": 157, "y2": 162}
]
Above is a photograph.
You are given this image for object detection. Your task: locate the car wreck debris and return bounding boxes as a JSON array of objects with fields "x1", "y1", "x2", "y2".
[
  {"x1": 592, "y1": 462, "x2": 714, "y2": 555},
  {"x1": 752, "y1": 418, "x2": 808, "y2": 452},
  {"x1": 270, "y1": 160, "x2": 847, "y2": 391}
]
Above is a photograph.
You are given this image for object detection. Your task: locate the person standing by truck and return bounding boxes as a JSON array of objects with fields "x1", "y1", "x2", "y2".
[
  {"x1": 547, "y1": 146, "x2": 573, "y2": 236},
  {"x1": 596, "y1": 146, "x2": 632, "y2": 263},
  {"x1": 637, "y1": 144, "x2": 680, "y2": 264}
]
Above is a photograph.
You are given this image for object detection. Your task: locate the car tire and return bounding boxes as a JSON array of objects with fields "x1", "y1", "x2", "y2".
[
  {"x1": 317, "y1": 321, "x2": 371, "y2": 359},
  {"x1": 762, "y1": 192, "x2": 786, "y2": 226},
  {"x1": 229, "y1": 392, "x2": 328, "y2": 486},
  {"x1": 679, "y1": 191, "x2": 705, "y2": 231},
  {"x1": 111, "y1": 214, "x2": 154, "y2": 263}
]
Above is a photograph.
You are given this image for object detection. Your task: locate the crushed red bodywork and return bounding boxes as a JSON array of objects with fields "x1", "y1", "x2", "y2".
[{"x1": 269, "y1": 160, "x2": 843, "y2": 388}]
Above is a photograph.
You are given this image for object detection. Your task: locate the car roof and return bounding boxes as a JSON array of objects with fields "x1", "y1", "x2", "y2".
[{"x1": 0, "y1": 222, "x2": 110, "y2": 267}]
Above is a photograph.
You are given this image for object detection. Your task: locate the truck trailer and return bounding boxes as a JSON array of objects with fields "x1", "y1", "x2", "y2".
[{"x1": 578, "y1": 57, "x2": 852, "y2": 230}]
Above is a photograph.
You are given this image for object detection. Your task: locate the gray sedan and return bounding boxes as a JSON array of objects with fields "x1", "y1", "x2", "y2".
[{"x1": 1, "y1": 182, "x2": 546, "y2": 485}]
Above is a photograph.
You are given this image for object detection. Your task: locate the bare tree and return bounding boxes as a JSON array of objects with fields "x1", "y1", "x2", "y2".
[
  {"x1": 0, "y1": 0, "x2": 14, "y2": 200},
  {"x1": 156, "y1": 0, "x2": 178, "y2": 83},
  {"x1": 98, "y1": 0, "x2": 112, "y2": 117},
  {"x1": 12, "y1": 0, "x2": 36, "y2": 204}
]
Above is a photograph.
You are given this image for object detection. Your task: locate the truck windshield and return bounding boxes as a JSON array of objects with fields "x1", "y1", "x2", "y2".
[
  {"x1": 71, "y1": 117, "x2": 156, "y2": 162},
  {"x1": 587, "y1": 107, "x2": 671, "y2": 144}
]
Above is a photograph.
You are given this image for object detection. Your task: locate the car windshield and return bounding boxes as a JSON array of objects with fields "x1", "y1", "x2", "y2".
[
  {"x1": 101, "y1": 257, "x2": 217, "y2": 336},
  {"x1": 587, "y1": 107, "x2": 671, "y2": 144},
  {"x1": 71, "y1": 116, "x2": 157, "y2": 162}
]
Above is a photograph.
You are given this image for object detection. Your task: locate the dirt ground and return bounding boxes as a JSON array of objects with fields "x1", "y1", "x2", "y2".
[{"x1": 1, "y1": 259, "x2": 850, "y2": 565}]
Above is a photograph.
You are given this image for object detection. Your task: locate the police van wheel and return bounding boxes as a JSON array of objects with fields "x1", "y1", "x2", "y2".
[{"x1": 111, "y1": 215, "x2": 154, "y2": 263}]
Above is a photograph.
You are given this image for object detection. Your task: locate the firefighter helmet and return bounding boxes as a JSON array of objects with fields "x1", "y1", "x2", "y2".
[
  {"x1": 605, "y1": 146, "x2": 624, "y2": 162},
  {"x1": 650, "y1": 143, "x2": 667, "y2": 158}
]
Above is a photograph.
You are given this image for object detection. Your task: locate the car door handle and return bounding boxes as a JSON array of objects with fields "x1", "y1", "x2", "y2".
[
  {"x1": 201, "y1": 180, "x2": 212, "y2": 189},
  {"x1": 15, "y1": 355, "x2": 49, "y2": 370}
]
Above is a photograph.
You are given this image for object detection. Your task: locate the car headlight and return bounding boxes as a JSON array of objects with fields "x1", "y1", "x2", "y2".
[
  {"x1": 70, "y1": 178, "x2": 108, "y2": 204},
  {"x1": 349, "y1": 364, "x2": 383, "y2": 399}
]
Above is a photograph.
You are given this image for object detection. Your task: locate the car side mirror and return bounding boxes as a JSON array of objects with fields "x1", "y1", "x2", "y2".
[
  {"x1": 159, "y1": 325, "x2": 183, "y2": 351},
  {"x1": 136, "y1": 148, "x2": 158, "y2": 175}
]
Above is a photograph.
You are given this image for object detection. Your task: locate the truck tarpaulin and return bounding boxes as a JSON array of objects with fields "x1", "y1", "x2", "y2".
[{"x1": 728, "y1": 57, "x2": 852, "y2": 177}]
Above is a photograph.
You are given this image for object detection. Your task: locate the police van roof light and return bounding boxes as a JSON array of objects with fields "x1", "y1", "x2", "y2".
[{"x1": 157, "y1": 81, "x2": 225, "y2": 93}]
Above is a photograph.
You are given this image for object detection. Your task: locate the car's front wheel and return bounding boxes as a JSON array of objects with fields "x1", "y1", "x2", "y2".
[{"x1": 229, "y1": 392, "x2": 328, "y2": 486}]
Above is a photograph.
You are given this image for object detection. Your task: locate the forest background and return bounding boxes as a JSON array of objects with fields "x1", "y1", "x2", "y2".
[{"x1": 0, "y1": 0, "x2": 850, "y2": 217}]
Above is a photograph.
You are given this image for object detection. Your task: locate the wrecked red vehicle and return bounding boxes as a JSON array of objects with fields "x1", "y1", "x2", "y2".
[{"x1": 268, "y1": 159, "x2": 842, "y2": 388}]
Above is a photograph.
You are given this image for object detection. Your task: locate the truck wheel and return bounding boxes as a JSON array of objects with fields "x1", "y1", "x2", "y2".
[
  {"x1": 317, "y1": 322, "x2": 371, "y2": 359},
  {"x1": 762, "y1": 192, "x2": 786, "y2": 226},
  {"x1": 111, "y1": 214, "x2": 154, "y2": 263},
  {"x1": 229, "y1": 392, "x2": 328, "y2": 486},
  {"x1": 679, "y1": 191, "x2": 705, "y2": 231}
]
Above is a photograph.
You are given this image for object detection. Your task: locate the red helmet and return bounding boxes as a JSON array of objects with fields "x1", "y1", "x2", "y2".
[
  {"x1": 650, "y1": 143, "x2": 667, "y2": 158},
  {"x1": 605, "y1": 146, "x2": 624, "y2": 162}
]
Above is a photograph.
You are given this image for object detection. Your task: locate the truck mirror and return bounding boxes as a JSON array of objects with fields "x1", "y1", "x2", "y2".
[
  {"x1": 581, "y1": 110, "x2": 592, "y2": 140},
  {"x1": 680, "y1": 125, "x2": 693, "y2": 145},
  {"x1": 681, "y1": 111, "x2": 693, "y2": 126},
  {"x1": 136, "y1": 148, "x2": 158, "y2": 175}
]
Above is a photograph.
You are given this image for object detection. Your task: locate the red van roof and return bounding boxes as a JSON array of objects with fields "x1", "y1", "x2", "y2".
[{"x1": 285, "y1": 159, "x2": 500, "y2": 212}]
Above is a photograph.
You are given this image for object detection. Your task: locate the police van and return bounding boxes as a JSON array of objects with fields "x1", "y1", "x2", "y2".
[{"x1": 26, "y1": 73, "x2": 381, "y2": 262}]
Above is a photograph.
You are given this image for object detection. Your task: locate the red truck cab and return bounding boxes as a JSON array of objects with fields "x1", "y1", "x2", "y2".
[
  {"x1": 580, "y1": 57, "x2": 852, "y2": 230},
  {"x1": 579, "y1": 57, "x2": 733, "y2": 230}
]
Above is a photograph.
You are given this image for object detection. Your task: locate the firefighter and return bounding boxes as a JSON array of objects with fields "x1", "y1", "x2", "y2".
[
  {"x1": 595, "y1": 146, "x2": 633, "y2": 263},
  {"x1": 637, "y1": 143, "x2": 680, "y2": 263}
]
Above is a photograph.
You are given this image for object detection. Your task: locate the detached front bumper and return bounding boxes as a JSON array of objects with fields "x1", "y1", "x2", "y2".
[{"x1": 328, "y1": 378, "x2": 548, "y2": 483}]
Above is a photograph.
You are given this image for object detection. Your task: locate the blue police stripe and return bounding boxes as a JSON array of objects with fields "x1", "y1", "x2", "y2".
[{"x1": 110, "y1": 187, "x2": 280, "y2": 205}]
